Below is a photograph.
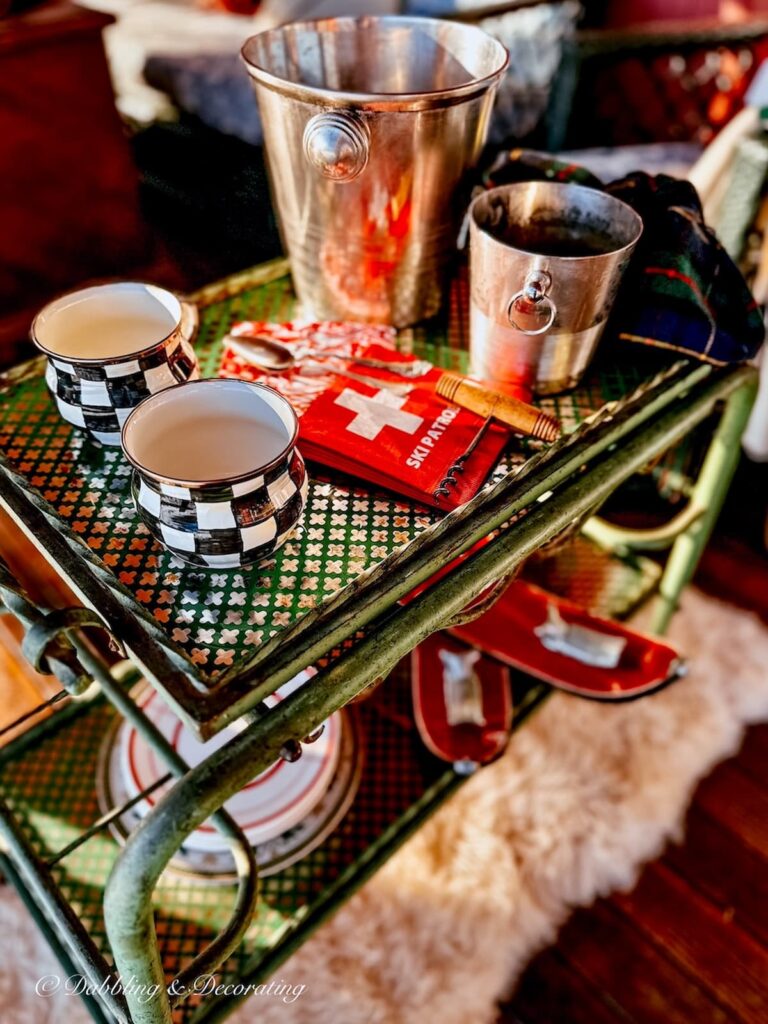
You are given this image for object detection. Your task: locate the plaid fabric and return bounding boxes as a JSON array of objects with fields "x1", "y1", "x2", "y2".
[
  {"x1": 482, "y1": 148, "x2": 765, "y2": 366},
  {"x1": 133, "y1": 448, "x2": 308, "y2": 569},
  {"x1": 43, "y1": 336, "x2": 199, "y2": 445}
]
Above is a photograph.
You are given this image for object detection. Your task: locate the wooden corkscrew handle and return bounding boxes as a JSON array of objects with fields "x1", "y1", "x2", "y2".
[{"x1": 435, "y1": 373, "x2": 560, "y2": 443}]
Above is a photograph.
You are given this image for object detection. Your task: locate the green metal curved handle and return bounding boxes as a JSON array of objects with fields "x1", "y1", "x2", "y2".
[
  {"x1": 68, "y1": 635, "x2": 261, "y2": 1024},
  {"x1": 104, "y1": 811, "x2": 258, "y2": 1023},
  {"x1": 582, "y1": 506, "x2": 706, "y2": 553},
  {"x1": 103, "y1": 639, "x2": 406, "y2": 1023}
]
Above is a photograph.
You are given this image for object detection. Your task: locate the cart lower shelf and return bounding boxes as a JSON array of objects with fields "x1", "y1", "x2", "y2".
[
  {"x1": 0, "y1": 533, "x2": 662, "y2": 1023},
  {"x1": 0, "y1": 662, "x2": 546, "y2": 1024}
]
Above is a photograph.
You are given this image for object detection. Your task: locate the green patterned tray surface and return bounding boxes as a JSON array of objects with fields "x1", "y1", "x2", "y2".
[
  {"x1": 0, "y1": 264, "x2": 652, "y2": 688},
  {"x1": 0, "y1": 666, "x2": 548, "y2": 1023}
]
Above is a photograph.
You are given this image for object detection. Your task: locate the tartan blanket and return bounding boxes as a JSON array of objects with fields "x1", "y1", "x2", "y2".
[{"x1": 483, "y1": 149, "x2": 765, "y2": 366}]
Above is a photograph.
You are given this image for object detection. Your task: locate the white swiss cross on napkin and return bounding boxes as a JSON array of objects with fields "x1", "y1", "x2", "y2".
[{"x1": 334, "y1": 388, "x2": 424, "y2": 441}]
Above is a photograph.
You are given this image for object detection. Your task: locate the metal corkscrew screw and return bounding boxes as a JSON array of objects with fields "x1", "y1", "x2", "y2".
[{"x1": 434, "y1": 416, "x2": 494, "y2": 501}]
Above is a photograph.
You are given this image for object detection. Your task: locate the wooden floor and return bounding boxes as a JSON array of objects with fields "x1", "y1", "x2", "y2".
[
  {"x1": 501, "y1": 535, "x2": 768, "y2": 1024},
  {"x1": 500, "y1": 723, "x2": 768, "y2": 1024}
]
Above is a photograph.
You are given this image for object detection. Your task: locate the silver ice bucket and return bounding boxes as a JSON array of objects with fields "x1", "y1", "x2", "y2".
[
  {"x1": 469, "y1": 182, "x2": 643, "y2": 395},
  {"x1": 242, "y1": 17, "x2": 508, "y2": 327}
]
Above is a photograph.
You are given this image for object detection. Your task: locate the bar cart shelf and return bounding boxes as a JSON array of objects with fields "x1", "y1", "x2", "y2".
[
  {"x1": 0, "y1": 259, "x2": 757, "y2": 1024},
  {"x1": 1, "y1": 664, "x2": 544, "y2": 1024}
]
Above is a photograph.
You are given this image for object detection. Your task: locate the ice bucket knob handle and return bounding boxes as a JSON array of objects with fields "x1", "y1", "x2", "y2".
[
  {"x1": 303, "y1": 111, "x2": 370, "y2": 182},
  {"x1": 507, "y1": 270, "x2": 557, "y2": 336}
]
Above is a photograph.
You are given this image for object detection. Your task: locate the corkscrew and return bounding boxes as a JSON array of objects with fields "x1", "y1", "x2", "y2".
[
  {"x1": 432, "y1": 375, "x2": 560, "y2": 503},
  {"x1": 434, "y1": 416, "x2": 494, "y2": 501}
]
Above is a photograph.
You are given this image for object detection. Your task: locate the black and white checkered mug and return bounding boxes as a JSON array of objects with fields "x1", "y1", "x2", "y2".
[
  {"x1": 31, "y1": 281, "x2": 200, "y2": 445},
  {"x1": 122, "y1": 378, "x2": 308, "y2": 569}
]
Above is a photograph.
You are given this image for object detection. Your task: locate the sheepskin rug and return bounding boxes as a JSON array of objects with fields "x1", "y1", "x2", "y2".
[{"x1": 3, "y1": 588, "x2": 768, "y2": 1024}]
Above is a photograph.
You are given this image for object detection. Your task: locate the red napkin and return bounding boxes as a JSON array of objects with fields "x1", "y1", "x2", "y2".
[{"x1": 219, "y1": 321, "x2": 509, "y2": 510}]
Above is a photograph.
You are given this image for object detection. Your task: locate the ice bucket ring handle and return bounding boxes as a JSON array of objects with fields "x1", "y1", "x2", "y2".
[
  {"x1": 303, "y1": 111, "x2": 370, "y2": 183},
  {"x1": 507, "y1": 270, "x2": 557, "y2": 336}
]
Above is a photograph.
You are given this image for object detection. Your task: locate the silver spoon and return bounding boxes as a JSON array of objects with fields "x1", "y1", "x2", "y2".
[{"x1": 224, "y1": 333, "x2": 432, "y2": 378}]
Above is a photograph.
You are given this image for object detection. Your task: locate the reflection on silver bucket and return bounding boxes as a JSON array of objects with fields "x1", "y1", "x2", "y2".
[
  {"x1": 242, "y1": 17, "x2": 508, "y2": 327},
  {"x1": 469, "y1": 182, "x2": 643, "y2": 395}
]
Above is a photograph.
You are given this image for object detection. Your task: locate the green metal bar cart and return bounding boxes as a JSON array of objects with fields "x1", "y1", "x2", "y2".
[{"x1": 0, "y1": 259, "x2": 757, "y2": 1024}]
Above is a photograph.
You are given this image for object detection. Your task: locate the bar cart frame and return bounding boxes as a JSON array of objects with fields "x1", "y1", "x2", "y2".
[{"x1": 0, "y1": 261, "x2": 758, "y2": 1024}]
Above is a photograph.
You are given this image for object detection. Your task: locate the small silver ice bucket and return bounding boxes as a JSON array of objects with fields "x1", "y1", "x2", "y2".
[
  {"x1": 469, "y1": 182, "x2": 643, "y2": 395},
  {"x1": 242, "y1": 17, "x2": 508, "y2": 327}
]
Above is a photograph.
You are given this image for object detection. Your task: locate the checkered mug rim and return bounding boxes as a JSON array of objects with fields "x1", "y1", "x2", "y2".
[
  {"x1": 32, "y1": 281, "x2": 201, "y2": 446},
  {"x1": 30, "y1": 280, "x2": 197, "y2": 366},
  {"x1": 121, "y1": 378, "x2": 300, "y2": 488},
  {"x1": 123, "y1": 378, "x2": 307, "y2": 570}
]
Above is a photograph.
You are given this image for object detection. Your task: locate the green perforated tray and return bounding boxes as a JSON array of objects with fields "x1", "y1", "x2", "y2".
[{"x1": 0, "y1": 260, "x2": 666, "y2": 733}]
